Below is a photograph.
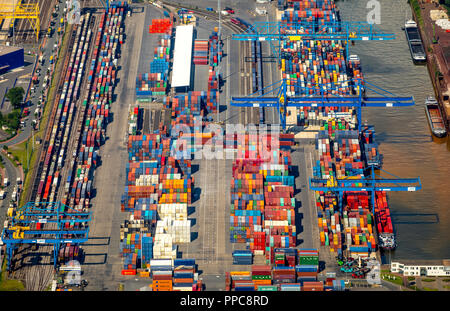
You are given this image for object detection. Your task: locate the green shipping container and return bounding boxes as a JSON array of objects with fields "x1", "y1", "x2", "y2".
[
  {"x1": 299, "y1": 256, "x2": 319, "y2": 266},
  {"x1": 257, "y1": 285, "x2": 278, "y2": 291},
  {"x1": 252, "y1": 275, "x2": 271, "y2": 280}
]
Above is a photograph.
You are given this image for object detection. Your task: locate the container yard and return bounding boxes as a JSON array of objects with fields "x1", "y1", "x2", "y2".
[{"x1": 0, "y1": 0, "x2": 448, "y2": 295}]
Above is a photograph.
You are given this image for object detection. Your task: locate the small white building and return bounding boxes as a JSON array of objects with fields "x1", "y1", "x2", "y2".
[{"x1": 390, "y1": 260, "x2": 450, "y2": 277}]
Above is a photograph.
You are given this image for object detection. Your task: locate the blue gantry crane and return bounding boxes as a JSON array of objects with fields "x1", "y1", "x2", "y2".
[
  {"x1": 229, "y1": 18, "x2": 412, "y2": 130},
  {"x1": 1, "y1": 202, "x2": 91, "y2": 271},
  {"x1": 233, "y1": 20, "x2": 395, "y2": 61},
  {"x1": 231, "y1": 78, "x2": 415, "y2": 132},
  {"x1": 309, "y1": 165, "x2": 422, "y2": 212}
]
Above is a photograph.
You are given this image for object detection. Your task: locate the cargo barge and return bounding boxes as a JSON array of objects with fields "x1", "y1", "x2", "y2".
[
  {"x1": 404, "y1": 20, "x2": 426, "y2": 63},
  {"x1": 425, "y1": 96, "x2": 447, "y2": 138},
  {"x1": 374, "y1": 192, "x2": 396, "y2": 250}
]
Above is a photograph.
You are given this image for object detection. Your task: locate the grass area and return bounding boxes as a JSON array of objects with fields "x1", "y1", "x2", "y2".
[
  {"x1": 408, "y1": 276, "x2": 415, "y2": 281},
  {"x1": 0, "y1": 279, "x2": 25, "y2": 291},
  {"x1": 9, "y1": 140, "x2": 31, "y2": 173},
  {"x1": 381, "y1": 273, "x2": 404, "y2": 286},
  {"x1": 422, "y1": 278, "x2": 436, "y2": 282},
  {"x1": 442, "y1": 278, "x2": 450, "y2": 282},
  {"x1": 409, "y1": 0, "x2": 423, "y2": 27},
  {"x1": 0, "y1": 258, "x2": 25, "y2": 291},
  {"x1": 9, "y1": 137, "x2": 42, "y2": 207},
  {"x1": 422, "y1": 287, "x2": 438, "y2": 291},
  {"x1": 444, "y1": 285, "x2": 450, "y2": 289}
]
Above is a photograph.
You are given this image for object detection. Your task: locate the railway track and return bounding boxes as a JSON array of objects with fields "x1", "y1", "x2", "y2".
[
  {"x1": 161, "y1": 3, "x2": 260, "y2": 125},
  {"x1": 28, "y1": 24, "x2": 76, "y2": 203},
  {"x1": 7, "y1": 0, "x2": 57, "y2": 44},
  {"x1": 8, "y1": 23, "x2": 77, "y2": 290}
]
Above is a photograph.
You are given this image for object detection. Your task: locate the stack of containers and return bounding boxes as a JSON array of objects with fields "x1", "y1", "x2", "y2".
[
  {"x1": 251, "y1": 265, "x2": 272, "y2": 287},
  {"x1": 272, "y1": 266, "x2": 296, "y2": 284},
  {"x1": 65, "y1": 4, "x2": 126, "y2": 213},
  {"x1": 232, "y1": 250, "x2": 253, "y2": 265},
  {"x1": 208, "y1": 28, "x2": 222, "y2": 67},
  {"x1": 129, "y1": 198, "x2": 158, "y2": 224},
  {"x1": 279, "y1": 0, "x2": 370, "y2": 125},
  {"x1": 119, "y1": 216, "x2": 151, "y2": 275},
  {"x1": 296, "y1": 249, "x2": 319, "y2": 284},
  {"x1": 361, "y1": 126, "x2": 382, "y2": 168},
  {"x1": 193, "y1": 39, "x2": 209, "y2": 65},
  {"x1": 173, "y1": 259, "x2": 199, "y2": 291},
  {"x1": 164, "y1": 91, "x2": 205, "y2": 119},
  {"x1": 299, "y1": 0, "x2": 385, "y2": 257},
  {"x1": 226, "y1": 272, "x2": 255, "y2": 291},
  {"x1": 343, "y1": 191, "x2": 376, "y2": 256},
  {"x1": 302, "y1": 281, "x2": 324, "y2": 291},
  {"x1": 273, "y1": 248, "x2": 296, "y2": 267},
  {"x1": 136, "y1": 31, "x2": 172, "y2": 99},
  {"x1": 149, "y1": 18, "x2": 173, "y2": 34},
  {"x1": 374, "y1": 191, "x2": 394, "y2": 236},
  {"x1": 58, "y1": 245, "x2": 81, "y2": 264},
  {"x1": 206, "y1": 69, "x2": 219, "y2": 113},
  {"x1": 149, "y1": 259, "x2": 172, "y2": 290},
  {"x1": 154, "y1": 221, "x2": 177, "y2": 259},
  {"x1": 226, "y1": 248, "x2": 323, "y2": 291},
  {"x1": 128, "y1": 105, "x2": 139, "y2": 135},
  {"x1": 228, "y1": 132, "x2": 297, "y2": 265},
  {"x1": 229, "y1": 155, "x2": 264, "y2": 244}
]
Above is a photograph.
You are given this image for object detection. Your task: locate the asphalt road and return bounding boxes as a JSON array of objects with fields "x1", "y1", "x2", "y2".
[{"x1": 2, "y1": 4, "x2": 67, "y2": 148}]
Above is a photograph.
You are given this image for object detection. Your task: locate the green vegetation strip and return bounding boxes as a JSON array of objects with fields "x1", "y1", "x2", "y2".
[
  {"x1": 444, "y1": 285, "x2": 450, "y2": 289},
  {"x1": 442, "y1": 278, "x2": 450, "y2": 282},
  {"x1": 422, "y1": 287, "x2": 438, "y2": 291},
  {"x1": 408, "y1": 0, "x2": 423, "y2": 27},
  {"x1": 381, "y1": 273, "x2": 404, "y2": 286},
  {"x1": 0, "y1": 258, "x2": 25, "y2": 291},
  {"x1": 422, "y1": 278, "x2": 436, "y2": 282}
]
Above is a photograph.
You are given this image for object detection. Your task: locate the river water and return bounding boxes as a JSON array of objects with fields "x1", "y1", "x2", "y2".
[{"x1": 336, "y1": 0, "x2": 450, "y2": 261}]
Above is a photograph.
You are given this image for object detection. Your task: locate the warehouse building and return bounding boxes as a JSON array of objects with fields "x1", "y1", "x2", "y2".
[
  {"x1": 171, "y1": 25, "x2": 193, "y2": 92},
  {"x1": 390, "y1": 260, "x2": 450, "y2": 276},
  {"x1": 0, "y1": 45, "x2": 24, "y2": 73}
]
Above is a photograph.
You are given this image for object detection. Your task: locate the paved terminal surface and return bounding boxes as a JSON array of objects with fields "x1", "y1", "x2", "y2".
[
  {"x1": 82, "y1": 3, "x2": 154, "y2": 291},
  {"x1": 59, "y1": 2, "x2": 391, "y2": 291}
]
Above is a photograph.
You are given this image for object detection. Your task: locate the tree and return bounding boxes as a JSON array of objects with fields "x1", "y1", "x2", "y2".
[{"x1": 6, "y1": 87, "x2": 25, "y2": 109}]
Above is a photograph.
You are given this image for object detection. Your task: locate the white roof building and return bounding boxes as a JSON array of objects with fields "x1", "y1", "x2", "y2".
[
  {"x1": 390, "y1": 260, "x2": 450, "y2": 277},
  {"x1": 171, "y1": 25, "x2": 193, "y2": 89}
]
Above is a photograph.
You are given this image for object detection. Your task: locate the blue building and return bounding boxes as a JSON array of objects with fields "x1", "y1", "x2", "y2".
[{"x1": 0, "y1": 45, "x2": 24, "y2": 72}]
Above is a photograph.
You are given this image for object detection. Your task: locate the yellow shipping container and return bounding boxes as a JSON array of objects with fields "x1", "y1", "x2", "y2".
[
  {"x1": 140, "y1": 271, "x2": 150, "y2": 278},
  {"x1": 231, "y1": 271, "x2": 251, "y2": 276}
]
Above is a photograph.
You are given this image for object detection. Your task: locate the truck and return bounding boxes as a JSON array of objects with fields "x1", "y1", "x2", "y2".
[
  {"x1": 3, "y1": 178, "x2": 8, "y2": 187},
  {"x1": 0, "y1": 191, "x2": 5, "y2": 200}
]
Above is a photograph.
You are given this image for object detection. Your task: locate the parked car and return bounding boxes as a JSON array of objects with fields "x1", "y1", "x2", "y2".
[
  {"x1": 230, "y1": 18, "x2": 240, "y2": 25},
  {"x1": 224, "y1": 7, "x2": 235, "y2": 14}
]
